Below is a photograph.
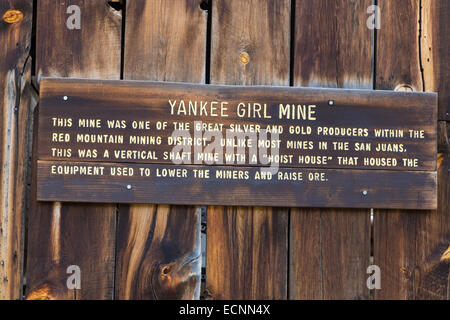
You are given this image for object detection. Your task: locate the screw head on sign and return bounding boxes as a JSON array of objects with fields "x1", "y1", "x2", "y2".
[
  {"x1": 362, "y1": 190, "x2": 368, "y2": 196},
  {"x1": 2, "y1": 9, "x2": 24, "y2": 24},
  {"x1": 328, "y1": 100, "x2": 334, "y2": 106}
]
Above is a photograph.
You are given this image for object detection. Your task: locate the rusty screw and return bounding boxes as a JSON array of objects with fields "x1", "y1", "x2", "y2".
[{"x1": 2, "y1": 9, "x2": 24, "y2": 24}]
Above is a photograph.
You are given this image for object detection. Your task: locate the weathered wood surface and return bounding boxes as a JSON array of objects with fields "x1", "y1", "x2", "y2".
[
  {"x1": 7, "y1": 0, "x2": 447, "y2": 300},
  {"x1": 374, "y1": 0, "x2": 424, "y2": 299},
  {"x1": 290, "y1": 0, "x2": 373, "y2": 299},
  {"x1": 37, "y1": 160, "x2": 437, "y2": 209},
  {"x1": 206, "y1": 0, "x2": 289, "y2": 300},
  {"x1": 26, "y1": 0, "x2": 121, "y2": 300},
  {"x1": 36, "y1": 78, "x2": 438, "y2": 171},
  {"x1": 374, "y1": 0, "x2": 450, "y2": 299},
  {"x1": 114, "y1": 0, "x2": 205, "y2": 299},
  {"x1": 34, "y1": 73, "x2": 438, "y2": 210},
  {"x1": 35, "y1": 0, "x2": 121, "y2": 83},
  {"x1": 0, "y1": 0, "x2": 33, "y2": 299},
  {"x1": 422, "y1": 0, "x2": 450, "y2": 120}
]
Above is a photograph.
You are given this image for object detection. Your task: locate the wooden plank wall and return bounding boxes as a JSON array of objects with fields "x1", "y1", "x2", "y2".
[
  {"x1": 290, "y1": 0, "x2": 372, "y2": 299},
  {"x1": 0, "y1": 0, "x2": 445, "y2": 300},
  {"x1": 114, "y1": 0, "x2": 204, "y2": 299},
  {"x1": 26, "y1": 0, "x2": 121, "y2": 299},
  {"x1": 206, "y1": 0, "x2": 290, "y2": 299},
  {"x1": 374, "y1": 0, "x2": 450, "y2": 300},
  {"x1": 0, "y1": 0, "x2": 33, "y2": 300}
]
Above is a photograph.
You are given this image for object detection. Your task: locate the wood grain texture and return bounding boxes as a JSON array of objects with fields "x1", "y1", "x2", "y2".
[
  {"x1": 421, "y1": 0, "x2": 450, "y2": 120},
  {"x1": 34, "y1": 77, "x2": 438, "y2": 210},
  {"x1": 374, "y1": 0, "x2": 424, "y2": 300},
  {"x1": 290, "y1": 0, "x2": 372, "y2": 299},
  {"x1": 35, "y1": 0, "x2": 121, "y2": 83},
  {"x1": 36, "y1": 78, "x2": 438, "y2": 171},
  {"x1": 0, "y1": 0, "x2": 33, "y2": 299},
  {"x1": 374, "y1": 0, "x2": 450, "y2": 299},
  {"x1": 114, "y1": 0, "x2": 206, "y2": 299},
  {"x1": 207, "y1": 206, "x2": 288, "y2": 299},
  {"x1": 123, "y1": 0, "x2": 207, "y2": 83},
  {"x1": 290, "y1": 208, "x2": 370, "y2": 299},
  {"x1": 294, "y1": 0, "x2": 372, "y2": 90},
  {"x1": 26, "y1": 0, "x2": 121, "y2": 300},
  {"x1": 376, "y1": 0, "x2": 422, "y2": 93},
  {"x1": 36, "y1": 160, "x2": 437, "y2": 209},
  {"x1": 206, "y1": 0, "x2": 289, "y2": 300},
  {"x1": 210, "y1": 0, "x2": 290, "y2": 86},
  {"x1": 115, "y1": 204, "x2": 201, "y2": 299}
]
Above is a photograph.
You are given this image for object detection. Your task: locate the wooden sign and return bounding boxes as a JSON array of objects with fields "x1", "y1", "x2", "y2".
[{"x1": 36, "y1": 78, "x2": 438, "y2": 209}]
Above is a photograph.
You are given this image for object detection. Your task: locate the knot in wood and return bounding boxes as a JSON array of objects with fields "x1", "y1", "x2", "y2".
[
  {"x1": 400, "y1": 266, "x2": 413, "y2": 279},
  {"x1": 239, "y1": 52, "x2": 250, "y2": 65},
  {"x1": 2, "y1": 9, "x2": 24, "y2": 24},
  {"x1": 162, "y1": 266, "x2": 170, "y2": 275},
  {"x1": 441, "y1": 246, "x2": 450, "y2": 262}
]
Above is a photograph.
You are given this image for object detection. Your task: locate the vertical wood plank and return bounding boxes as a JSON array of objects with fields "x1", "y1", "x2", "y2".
[
  {"x1": 35, "y1": 0, "x2": 121, "y2": 82},
  {"x1": 206, "y1": 0, "x2": 290, "y2": 300},
  {"x1": 374, "y1": 0, "x2": 422, "y2": 300},
  {"x1": 26, "y1": 0, "x2": 121, "y2": 300},
  {"x1": 374, "y1": 0, "x2": 450, "y2": 299},
  {"x1": 290, "y1": 0, "x2": 372, "y2": 299},
  {"x1": 114, "y1": 0, "x2": 206, "y2": 299},
  {"x1": 0, "y1": 0, "x2": 33, "y2": 299},
  {"x1": 420, "y1": 121, "x2": 449, "y2": 299},
  {"x1": 374, "y1": 0, "x2": 424, "y2": 300},
  {"x1": 422, "y1": 0, "x2": 450, "y2": 120},
  {"x1": 294, "y1": 0, "x2": 373, "y2": 89}
]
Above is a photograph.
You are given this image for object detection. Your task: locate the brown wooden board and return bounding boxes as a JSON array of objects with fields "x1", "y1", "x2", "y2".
[
  {"x1": 421, "y1": 0, "x2": 450, "y2": 120},
  {"x1": 114, "y1": 0, "x2": 205, "y2": 300},
  {"x1": 26, "y1": 0, "x2": 121, "y2": 300},
  {"x1": 37, "y1": 78, "x2": 437, "y2": 170},
  {"x1": 37, "y1": 160, "x2": 436, "y2": 209},
  {"x1": 290, "y1": 0, "x2": 373, "y2": 300},
  {"x1": 35, "y1": 78, "x2": 438, "y2": 209},
  {"x1": 374, "y1": 0, "x2": 450, "y2": 299},
  {"x1": 206, "y1": 0, "x2": 289, "y2": 300},
  {"x1": 0, "y1": 0, "x2": 33, "y2": 299},
  {"x1": 6, "y1": 0, "x2": 446, "y2": 301}
]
